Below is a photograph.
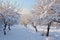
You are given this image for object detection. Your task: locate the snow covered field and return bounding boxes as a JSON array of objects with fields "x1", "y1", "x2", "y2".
[{"x1": 0, "y1": 25, "x2": 60, "y2": 40}]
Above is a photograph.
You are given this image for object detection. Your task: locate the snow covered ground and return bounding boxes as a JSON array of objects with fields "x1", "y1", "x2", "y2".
[{"x1": 0, "y1": 25, "x2": 60, "y2": 40}]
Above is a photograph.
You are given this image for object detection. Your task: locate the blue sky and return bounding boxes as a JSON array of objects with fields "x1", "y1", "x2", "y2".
[
  {"x1": 21, "y1": 0, "x2": 36, "y2": 10},
  {"x1": 16, "y1": 0, "x2": 36, "y2": 10},
  {"x1": 8, "y1": 0, "x2": 36, "y2": 10}
]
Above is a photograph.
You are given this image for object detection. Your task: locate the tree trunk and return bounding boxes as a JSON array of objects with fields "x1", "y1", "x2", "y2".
[
  {"x1": 46, "y1": 25, "x2": 50, "y2": 36},
  {"x1": 46, "y1": 21, "x2": 52, "y2": 36},
  {"x1": 33, "y1": 26, "x2": 38, "y2": 32},
  {"x1": 32, "y1": 22, "x2": 38, "y2": 32},
  {"x1": 8, "y1": 25, "x2": 11, "y2": 30},
  {"x1": 24, "y1": 24, "x2": 27, "y2": 28},
  {"x1": 3, "y1": 23, "x2": 7, "y2": 35}
]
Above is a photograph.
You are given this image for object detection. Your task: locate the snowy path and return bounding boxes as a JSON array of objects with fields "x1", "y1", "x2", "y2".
[{"x1": 0, "y1": 25, "x2": 60, "y2": 40}]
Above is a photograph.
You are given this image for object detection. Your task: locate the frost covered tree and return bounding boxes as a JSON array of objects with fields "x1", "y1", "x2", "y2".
[
  {"x1": 20, "y1": 13, "x2": 34, "y2": 27},
  {"x1": 33, "y1": 0, "x2": 60, "y2": 36},
  {"x1": 0, "y1": 0, "x2": 21, "y2": 35},
  {"x1": 20, "y1": 10, "x2": 38, "y2": 32}
]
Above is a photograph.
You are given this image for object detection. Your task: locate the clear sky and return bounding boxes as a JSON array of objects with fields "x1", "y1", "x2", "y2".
[
  {"x1": 7, "y1": 0, "x2": 36, "y2": 10},
  {"x1": 21, "y1": 0, "x2": 36, "y2": 10},
  {"x1": 16, "y1": 0, "x2": 36, "y2": 10}
]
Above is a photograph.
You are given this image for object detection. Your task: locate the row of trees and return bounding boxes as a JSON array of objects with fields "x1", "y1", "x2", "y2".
[
  {"x1": 32, "y1": 0, "x2": 60, "y2": 36},
  {"x1": 0, "y1": 0, "x2": 60, "y2": 36},
  {"x1": 19, "y1": 0, "x2": 60, "y2": 34}
]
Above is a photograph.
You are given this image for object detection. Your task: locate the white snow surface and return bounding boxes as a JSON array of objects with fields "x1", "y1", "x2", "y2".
[{"x1": 0, "y1": 25, "x2": 60, "y2": 40}]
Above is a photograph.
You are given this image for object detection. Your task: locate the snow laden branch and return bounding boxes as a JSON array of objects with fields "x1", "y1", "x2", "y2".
[
  {"x1": 0, "y1": 0, "x2": 23, "y2": 35},
  {"x1": 32, "y1": 0, "x2": 60, "y2": 36}
]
